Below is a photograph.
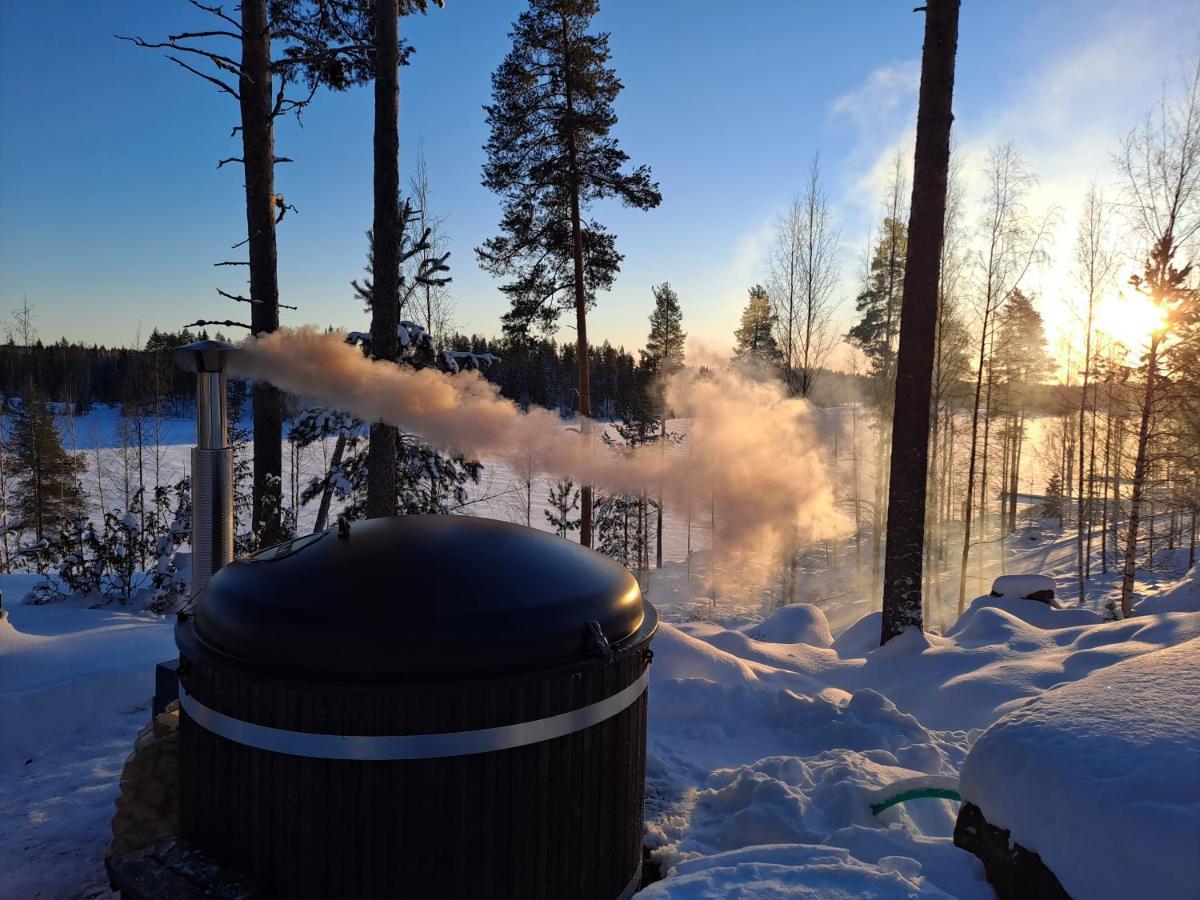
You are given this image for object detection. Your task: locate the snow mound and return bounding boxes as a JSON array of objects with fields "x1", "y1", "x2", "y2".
[
  {"x1": 638, "y1": 842, "x2": 962, "y2": 898},
  {"x1": 1135, "y1": 565, "x2": 1200, "y2": 615},
  {"x1": 742, "y1": 604, "x2": 834, "y2": 647},
  {"x1": 959, "y1": 635, "x2": 1200, "y2": 900},
  {"x1": 831, "y1": 611, "x2": 882, "y2": 658},
  {"x1": 946, "y1": 593, "x2": 1100, "y2": 638}
]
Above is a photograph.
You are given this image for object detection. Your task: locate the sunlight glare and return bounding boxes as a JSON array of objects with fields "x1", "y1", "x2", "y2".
[{"x1": 1094, "y1": 293, "x2": 1167, "y2": 345}]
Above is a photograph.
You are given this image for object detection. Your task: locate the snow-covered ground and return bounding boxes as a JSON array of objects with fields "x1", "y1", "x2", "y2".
[
  {"x1": 2, "y1": 406, "x2": 1198, "y2": 897},
  {"x1": 3, "y1": 530, "x2": 1198, "y2": 897}
]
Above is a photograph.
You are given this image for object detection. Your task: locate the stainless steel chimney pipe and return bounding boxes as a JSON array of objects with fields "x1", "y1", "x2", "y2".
[{"x1": 176, "y1": 340, "x2": 235, "y2": 593}]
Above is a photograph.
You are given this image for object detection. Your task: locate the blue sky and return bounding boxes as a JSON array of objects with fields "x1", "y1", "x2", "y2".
[{"x1": 1, "y1": 1, "x2": 1197, "y2": 356}]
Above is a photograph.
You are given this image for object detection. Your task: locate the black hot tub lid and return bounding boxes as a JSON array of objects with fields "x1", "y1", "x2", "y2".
[{"x1": 189, "y1": 515, "x2": 648, "y2": 679}]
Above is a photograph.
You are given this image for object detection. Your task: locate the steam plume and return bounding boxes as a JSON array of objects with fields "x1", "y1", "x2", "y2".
[{"x1": 231, "y1": 327, "x2": 845, "y2": 554}]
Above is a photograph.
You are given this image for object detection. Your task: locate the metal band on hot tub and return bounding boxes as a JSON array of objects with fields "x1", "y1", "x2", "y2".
[{"x1": 178, "y1": 667, "x2": 650, "y2": 761}]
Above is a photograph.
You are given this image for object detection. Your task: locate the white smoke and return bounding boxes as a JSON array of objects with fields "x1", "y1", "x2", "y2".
[{"x1": 231, "y1": 327, "x2": 846, "y2": 556}]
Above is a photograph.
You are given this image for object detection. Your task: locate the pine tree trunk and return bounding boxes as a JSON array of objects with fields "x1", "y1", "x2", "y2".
[
  {"x1": 559, "y1": 12, "x2": 592, "y2": 549},
  {"x1": 879, "y1": 0, "x2": 959, "y2": 645},
  {"x1": 240, "y1": 0, "x2": 284, "y2": 546},
  {"x1": 367, "y1": 0, "x2": 401, "y2": 519},
  {"x1": 1120, "y1": 335, "x2": 1161, "y2": 616}
]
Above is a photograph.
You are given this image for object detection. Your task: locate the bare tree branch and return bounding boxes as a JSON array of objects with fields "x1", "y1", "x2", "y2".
[
  {"x1": 115, "y1": 35, "x2": 245, "y2": 78},
  {"x1": 274, "y1": 196, "x2": 298, "y2": 224},
  {"x1": 164, "y1": 53, "x2": 240, "y2": 99},
  {"x1": 169, "y1": 30, "x2": 240, "y2": 41},
  {"x1": 214, "y1": 260, "x2": 249, "y2": 267},
  {"x1": 216, "y1": 156, "x2": 243, "y2": 168},
  {"x1": 218, "y1": 288, "x2": 297, "y2": 310},
  {"x1": 184, "y1": 319, "x2": 251, "y2": 331},
  {"x1": 185, "y1": 0, "x2": 241, "y2": 31}
]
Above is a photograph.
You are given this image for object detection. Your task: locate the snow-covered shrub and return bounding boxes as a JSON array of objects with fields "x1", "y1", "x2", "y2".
[{"x1": 28, "y1": 479, "x2": 193, "y2": 610}]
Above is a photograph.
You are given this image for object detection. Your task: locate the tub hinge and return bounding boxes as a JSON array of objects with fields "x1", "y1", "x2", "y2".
[{"x1": 587, "y1": 620, "x2": 615, "y2": 663}]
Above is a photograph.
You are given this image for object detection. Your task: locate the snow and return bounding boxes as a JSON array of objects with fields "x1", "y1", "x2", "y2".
[
  {"x1": 959, "y1": 635, "x2": 1200, "y2": 900},
  {"x1": 988, "y1": 573, "x2": 1056, "y2": 601},
  {"x1": 5, "y1": 549, "x2": 1200, "y2": 897},
  {"x1": 1135, "y1": 564, "x2": 1200, "y2": 614},
  {"x1": 946, "y1": 593, "x2": 1101, "y2": 636},
  {"x1": 638, "y1": 843, "x2": 970, "y2": 899},
  {"x1": 0, "y1": 592, "x2": 176, "y2": 898},
  {"x1": 743, "y1": 603, "x2": 834, "y2": 647},
  {"x1": 3, "y1": 410, "x2": 1199, "y2": 897}
]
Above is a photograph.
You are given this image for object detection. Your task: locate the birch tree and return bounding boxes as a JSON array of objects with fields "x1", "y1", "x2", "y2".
[
  {"x1": 1073, "y1": 187, "x2": 1116, "y2": 603},
  {"x1": 769, "y1": 155, "x2": 842, "y2": 398},
  {"x1": 1116, "y1": 58, "x2": 1200, "y2": 615},
  {"x1": 957, "y1": 143, "x2": 1053, "y2": 613}
]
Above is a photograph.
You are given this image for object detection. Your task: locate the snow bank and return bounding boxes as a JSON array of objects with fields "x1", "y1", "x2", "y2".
[{"x1": 959, "y1": 635, "x2": 1200, "y2": 900}]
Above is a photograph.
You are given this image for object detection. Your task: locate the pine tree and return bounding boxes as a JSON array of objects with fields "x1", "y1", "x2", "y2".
[
  {"x1": 640, "y1": 281, "x2": 685, "y2": 568},
  {"x1": 993, "y1": 289, "x2": 1055, "y2": 385},
  {"x1": 545, "y1": 479, "x2": 581, "y2": 538},
  {"x1": 1044, "y1": 473, "x2": 1065, "y2": 521},
  {"x1": 733, "y1": 285, "x2": 782, "y2": 368},
  {"x1": 9, "y1": 385, "x2": 86, "y2": 543},
  {"x1": 878, "y1": 0, "x2": 959, "y2": 644},
  {"x1": 847, "y1": 216, "x2": 908, "y2": 380},
  {"x1": 641, "y1": 283, "x2": 686, "y2": 379},
  {"x1": 478, "y1": 0, "x2": 662, "y2": 548}
]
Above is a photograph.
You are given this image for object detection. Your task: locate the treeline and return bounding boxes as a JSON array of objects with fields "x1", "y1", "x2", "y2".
[
  {"x1": 1, "y1": 321, "x2": 1074, "y2": 421},
  {"x1": 0, "y1": 329, "x2": 211, "y2": 411},
  {"x1": 1, "y1": 327, "x2": 658, "y2": 420}
]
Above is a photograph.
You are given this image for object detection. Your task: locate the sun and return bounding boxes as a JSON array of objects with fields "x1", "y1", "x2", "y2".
[{"x1": 1094, "y1": 292, "x2": 1168, "y2": 347}]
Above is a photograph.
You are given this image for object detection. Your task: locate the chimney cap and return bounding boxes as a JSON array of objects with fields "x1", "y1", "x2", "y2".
[{"x1": 176, "y1": 339, "x2": 234, "y2": 374}]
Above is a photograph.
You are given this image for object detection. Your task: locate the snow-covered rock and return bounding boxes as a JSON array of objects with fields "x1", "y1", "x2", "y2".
[
  {"x1": 989, "y1": 573, "x2": 1056, "y2": 602},
  {"x1": 959, "y1": 635, "x2": 1200, "y2": 900}
]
